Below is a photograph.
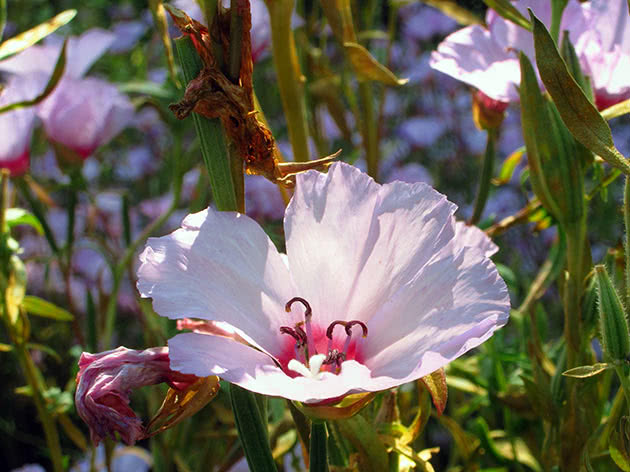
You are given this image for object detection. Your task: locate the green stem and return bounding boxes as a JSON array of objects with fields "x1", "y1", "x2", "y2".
[
  {"x1": 615, "y1": 364, "x2": 630, "y2": 417},
  {"x1": 596, "y1": 387, "x2": 625, "y2": 452},
  {"x1": 230, "y1": 384, "x2": 278, "y2": 472},
  {"x1": 228, "y1": 0, "x2": 245, "y2": 213},
  {"x1": 175, "y1": 36, "x2": 239, "y2": 211},
  {"x1": 15, "y1": 177, "x2": 60, "y2": 255},
  {"x1": 14, "y1": 342, "x2": 64, "y2": 472},
  {"x1": 359, "y1": 82, "x2": 379, "y2": 180},
  {"x1": 469, "y1": 129, "x2": 496, "y2": 225},
  {"x1": 0, "y1": 169, "x2": 8, "y2": 232},
  {"x1": 564, "y1": 218, "x2": 586, "y2": 368},
  {"x1": 266, "y1": 0, "x2": 310, "y2": 162},
  {"x1": 309, "y1": 422, "x2": 329, "y2": 472},
  {"x1": 624, "y1": 176, "x2": 630, "y2": 306}
]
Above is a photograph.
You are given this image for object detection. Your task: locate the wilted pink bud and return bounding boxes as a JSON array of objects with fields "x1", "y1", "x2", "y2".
[
  {"x1": 38, "y1": 77, "x2": 134, "y2": 161},
  {"x1": 75, "y1": 346, "x2": 197, "y2": 445}
]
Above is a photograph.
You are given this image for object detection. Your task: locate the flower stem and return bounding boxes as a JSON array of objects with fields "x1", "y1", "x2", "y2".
[
  {"x1": 624, "y1": 176, "x2": 630, "y2": 305},
  {"x1": 359, "y1": 82, "x2": 379, "y2": 180},
  {"x1": 266, "y1": 0, "x2": 310, "y2": 162},
  {"x1": 175, "y1": 35, "x2": 239, "y2": 211},
  {"x1": 615, "y1": 364, "x2": 630, "y2": 417},
  {"x1": 14, "y1": 342, "x2": 64, "y2": 472},
  {"x1": 563, "y1": 218, "x2": 586, "y2": 368},
  {"x1": 309, "y1": 422, "x2": 329, "y2": 472},
  {"x1": 469, "y1": 128, "x2": 496, "y2": 225},
  {"x1": 230, "y1": 384, "x2": 278, "y2": 472}
]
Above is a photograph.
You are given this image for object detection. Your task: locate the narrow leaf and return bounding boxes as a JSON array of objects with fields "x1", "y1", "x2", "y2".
[
  {"x1": 0, "y1": 0, "x2": 6, "y2": 41},
  {"x1": 419, "y1": 368, "x2": 448, "y2": 415},
  {"x1": 420, "y1": 0, "x2": 483, "y2": 25},
  {"x1": 493, "y1": 147, "x2": 525, "y2": 185},
  {"x1": 5, "y1": 208, "x2": 43, "y2": 234},
  {"x1": 530, "y1": 10, "x2": 630, "y2": 175},
  {"x1": 0, "y1": 39, "x2": 67, "y2": 114},
  {"x1": 22, "y1": 295, "x2": 74, "y2": 321},
  {"x1": 336, "y1": 414, "x2": 388, "y2": 472},
  {"x1": 483, "y1": 0, "x2": 531, "y2": 30},
  {"x1": 230, "y1": 384, "x2": 278, "y2": 472},
  {"x1": 562, "y1": 363, "x2": 613, "y2": 378},
  {"x1": 148, "y1": 0, "x2": 181, "y2": 89},
  {"x1": 0, "y1": 9, "x2": 76, "y2": 60},
  {"x1": 343, "y1": 42, "x2": 408, "y2": 86}
]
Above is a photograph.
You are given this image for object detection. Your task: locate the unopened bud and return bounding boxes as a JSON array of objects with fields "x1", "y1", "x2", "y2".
[
  {"x1": 595, "y1": 265, "x2": 630, "y2": 361},
  {"x1": 472, "y1": 91, "x2": 508, "y2": 130}
]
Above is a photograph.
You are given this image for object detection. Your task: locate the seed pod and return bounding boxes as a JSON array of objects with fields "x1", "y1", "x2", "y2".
[{"x1": 595, "y1": 265, "x2": 630, "y2": 361}]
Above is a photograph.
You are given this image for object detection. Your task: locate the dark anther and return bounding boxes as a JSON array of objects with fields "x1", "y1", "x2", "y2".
[
  {"x1": 285, "y1": 297, "x2": 313, "y2": 320},
  {"x1": 323, "y1": 349, "x2": 346, "y2": 367},
  {"x1": 345, "y1": 320, "x2": 368, "y2": 337},
  {"x1": 280, "y1": 326, "x2": 307, "y2": 346},
  {"x1": 294, "y1": 325, "x2": 307, "y2": 344}
]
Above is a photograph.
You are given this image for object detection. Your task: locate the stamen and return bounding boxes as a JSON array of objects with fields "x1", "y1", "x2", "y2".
[
  {"x1": 345, "y1": 320, "x2": 368, "y2": 337},
  {"x1": 286, "y1": 297, "x2": 317, "y2": 357},
  {"x1": 326, "y1": 320, "x2": 347, "y2": 339}
]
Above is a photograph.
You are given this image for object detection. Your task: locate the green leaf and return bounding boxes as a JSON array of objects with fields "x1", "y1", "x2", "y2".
[
  {"x1": 5, "y1": 208, "x2": 44, "y2": 234},
  {"x1": 483, "y1": 0, "x2": 531, "y2": 30},
  {"x1": 419, "y1": 368, "x2": 447, "y2": 415},
  {"x1": 530, "y1": 10, "x2": 630, "y2": 175},
  {"x1": 229, "y1": 384, "x2": 277, "y2": 472},
  {"x1": 309, "y1": 422, "x2": 329, "y2": 472},
  {"x1": 343, "y1": 42, "x2": 408, "y2": 86},
  {"x1": 22, "y1": 295, "x2": 74, "y2": 321},
  {"x1": 0, "y1": 0, "x2": 6, "y2": 41},
  {"x1": 419, "y1": 0, "x2": 483, "y2": 25},
  {"x1": 0, "y1": 9, "x2": 76, "y2": 60},
  {"x1": 561, "y1": 363, "x2": 613, "y2": 378},
  {"x1": 148, "y1": 0, "x2": 181, "y2": 89},
  {"x1": 336, "y1": 414, "x2": 388, "y2": 472},
  {"x1": 0, "y1": 342, "x2": 12, "y2": 352},
  {"x1": 493, "y1": 147, "x2": 524, "y2": 185},
  {"x1": 118, "y1": 81, "x2": 174, "y2": 99},
  {"x1": 0, "y1": 39, "x2": 67, "y2": 114}
]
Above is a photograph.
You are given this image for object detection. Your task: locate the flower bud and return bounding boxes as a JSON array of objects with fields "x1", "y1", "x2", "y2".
[
  {"x1": 595, "y1": 265, "x2": 630, "y2": 361},
  {"x1": 472, "y1": 91, "x2": 508, "y2": 130},
  {"x1": 75, "y1": 346, "x2": 199, "y2": 445}
]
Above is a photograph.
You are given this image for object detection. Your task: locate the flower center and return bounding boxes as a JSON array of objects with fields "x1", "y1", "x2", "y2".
[{"x1": 279, "y1": 297, "x2": 368, "y2": 376}]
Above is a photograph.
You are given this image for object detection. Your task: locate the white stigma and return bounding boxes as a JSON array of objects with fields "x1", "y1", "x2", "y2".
[{"x1": 288, "y1": 354, "x2": 327, "y2": 379}]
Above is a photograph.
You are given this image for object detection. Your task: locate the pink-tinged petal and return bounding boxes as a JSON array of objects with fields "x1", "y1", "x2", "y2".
[
  {"x1": 429, "y1": 26, "x2": 520, "y2": 102},
  {"x1": 0, "y1": 75, "x2": 41, "y2": 175},
  {"x1": 169, "y1": 333, "x2": 379, "y2": 403},
  {"x1": 455, "y1": 221, "x2": 498, "y2": 257},
  {"x1": 581, "y1": 0, "x2": 630, "y2": 53},
  {"x1": 64, "y1": 28, "x2": 116, "y2": 78},
  {"x1": 0, "y1": 28, "x2": 114, "y2": 79},
  {"x1": 285, "y1": 162, "x2": 457, "y2": 327},
  {"x1": 75, "y1": 347, "x2": 197, "y2": 445},
  {"x1": 363, "y1": 245, "x2": 509, "y2": 382},
  {"x1": 137, "y1": 208, "x2": 297, "y2": 355},
  {"x1": 37, "y1": 77, "x2": 134, "y2": 158}
]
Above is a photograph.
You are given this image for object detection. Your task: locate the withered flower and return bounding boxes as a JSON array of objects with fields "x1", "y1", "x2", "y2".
[
  {"x1": 167, "y1": 3, "x2": 337, "y2": 187},
  {"x1": 75, "y1": 347, "x2": 201, "y2": 445}
]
